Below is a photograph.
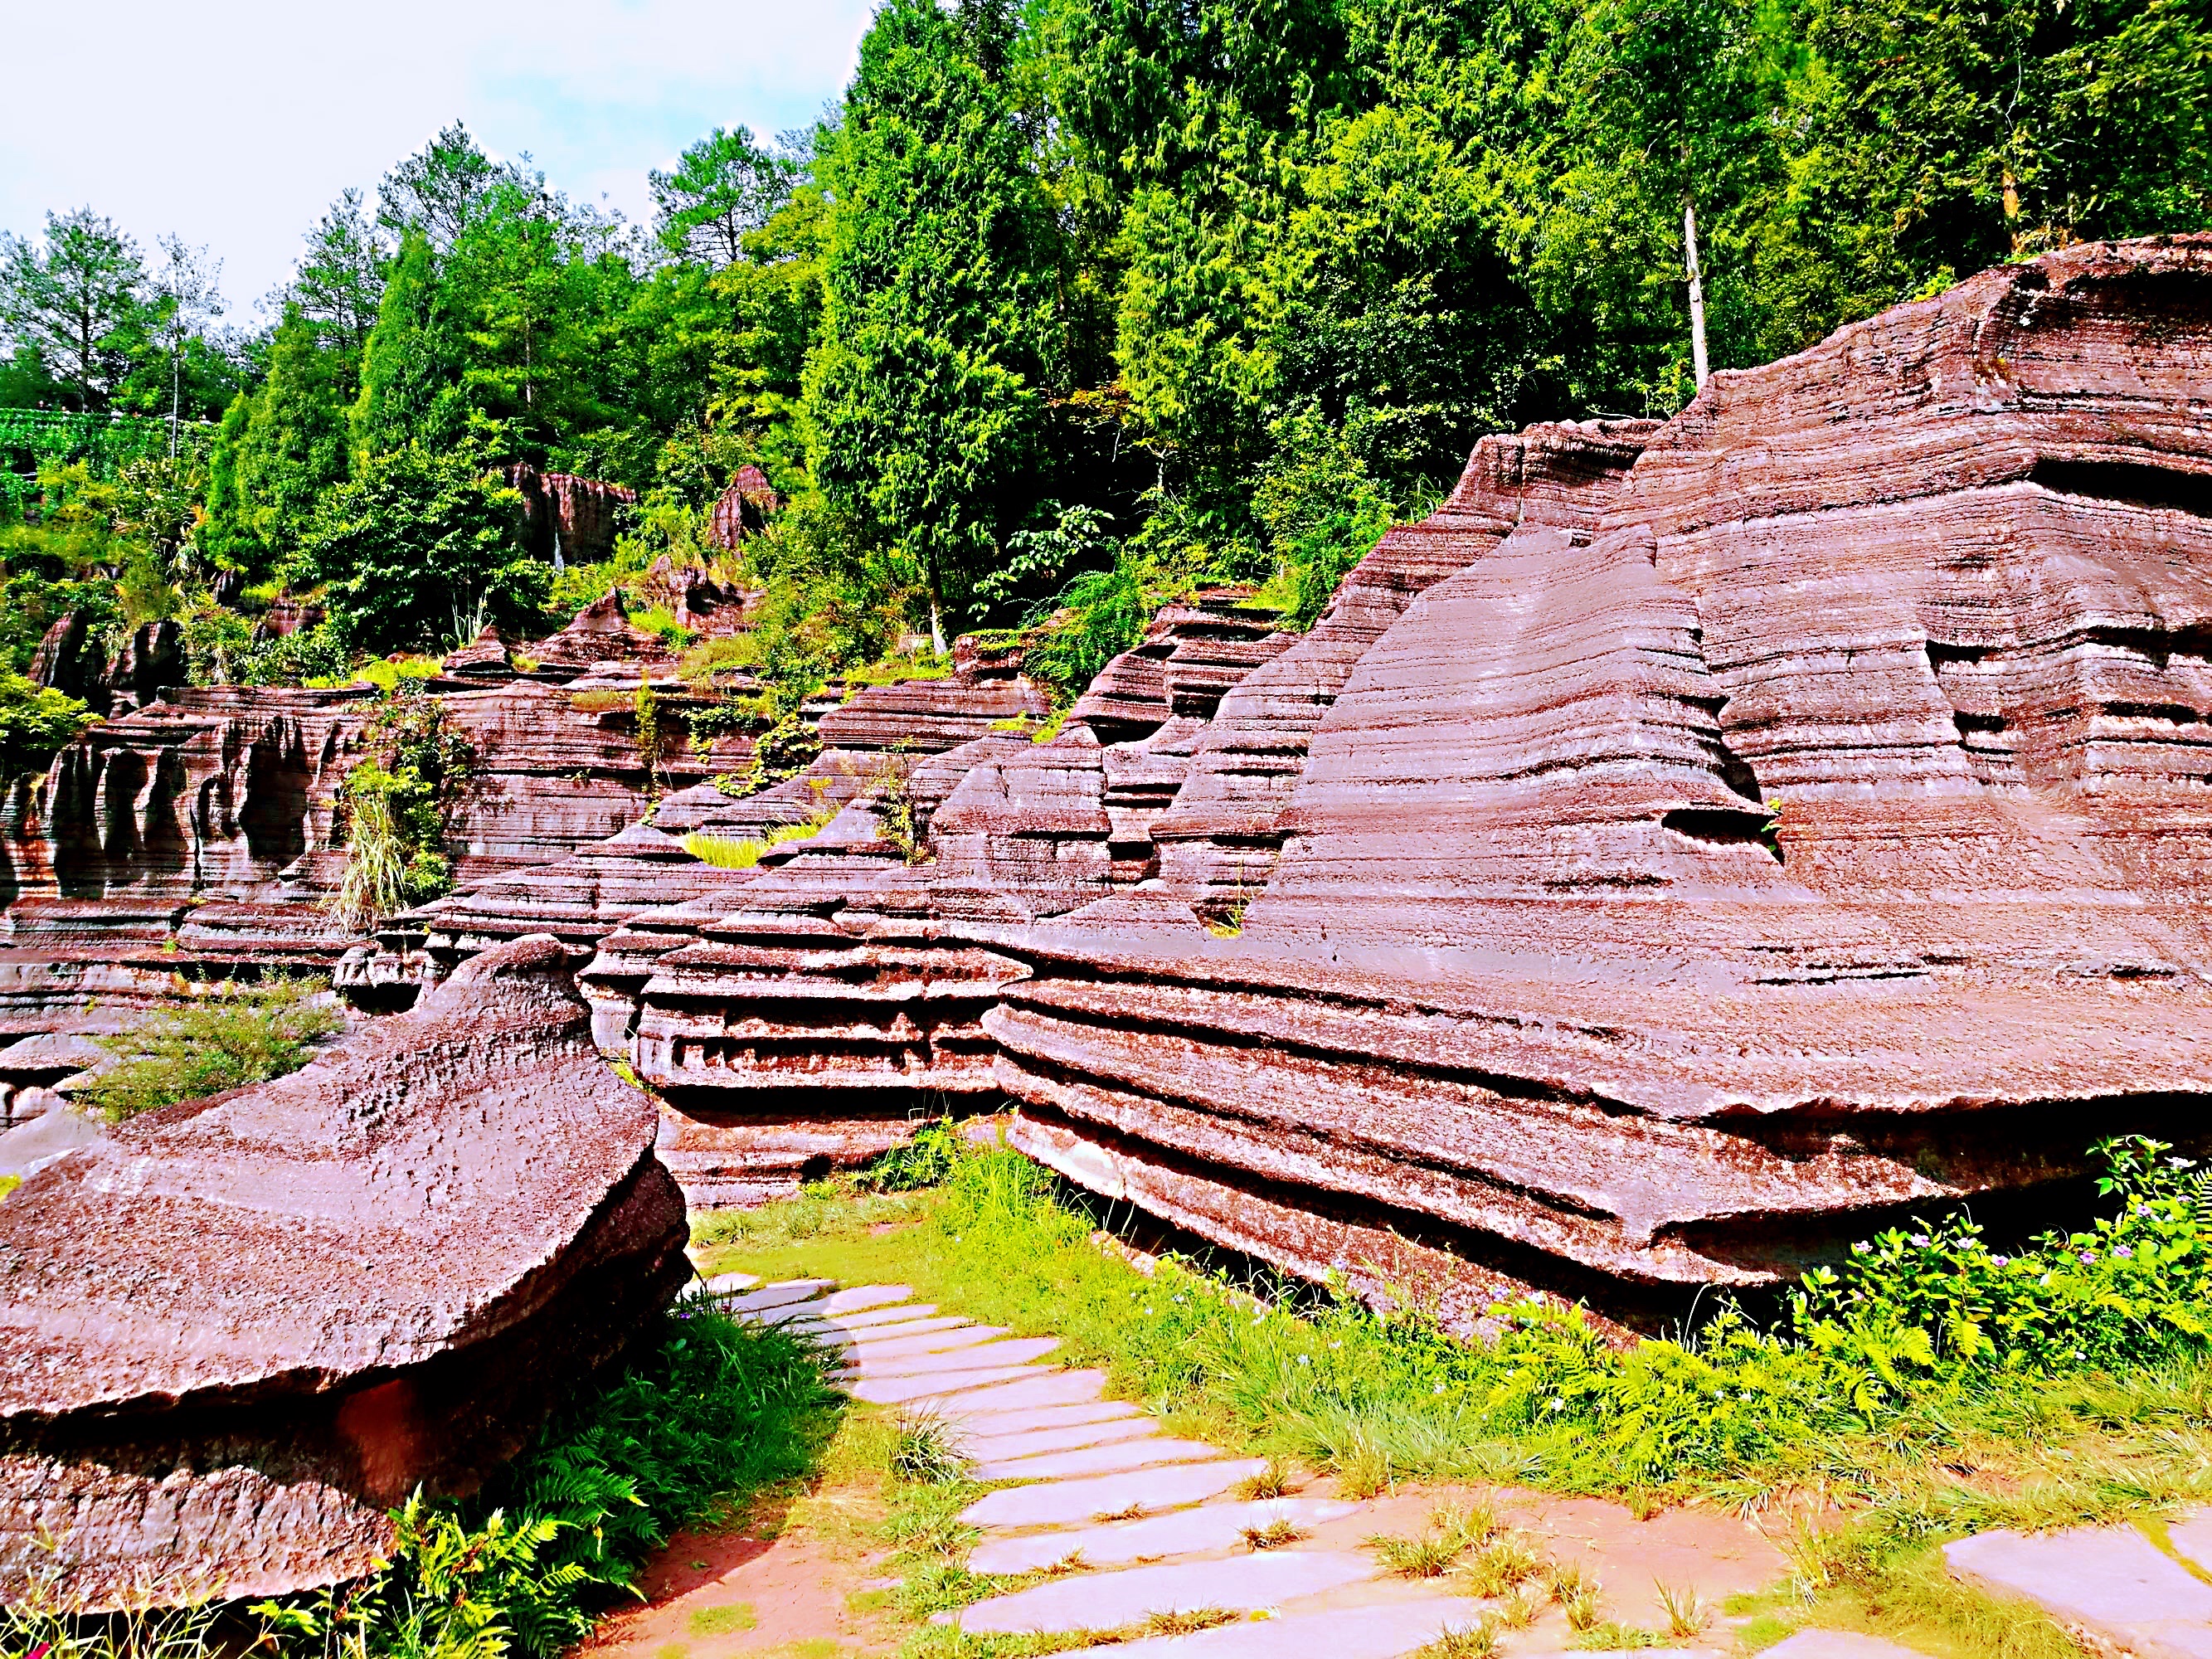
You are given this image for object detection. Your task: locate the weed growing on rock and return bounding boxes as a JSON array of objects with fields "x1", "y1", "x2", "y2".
[
  {"x1": 84, "y1": 979, "x2": 341, "y2": 1122},
  {"x1": 1416, "y1": 1620, "x2": 1500, "y2": 1659},
  {"x1": 1240, "y1": 1518, "x2": 1302, "y2": 1550},
  {"x1": 1230, "y1": 1455, "x2": 1293, "y2": 1500}
]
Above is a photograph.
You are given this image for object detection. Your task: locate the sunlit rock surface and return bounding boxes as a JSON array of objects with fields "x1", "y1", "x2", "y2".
[{"x1": 0, "y1": 936, "x2": 688, "y2": 1610}]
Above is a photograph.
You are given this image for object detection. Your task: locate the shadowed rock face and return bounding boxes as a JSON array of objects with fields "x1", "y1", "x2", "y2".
[{"x1": 0, "y1": 935, "x2": 688, "y2": 1611}]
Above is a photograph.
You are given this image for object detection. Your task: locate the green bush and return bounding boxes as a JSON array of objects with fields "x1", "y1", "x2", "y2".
[
  {"x1": 80, "y1": 980, "x2": 342, "y2": 1124},
  {"x1": 0, "y1": 671, "x2": 96, "y2": 777},
  {"x1": 333, "y1": 685, "x2": 475, "y2": 927},
  {"x1": 289, "y1": 440, "x2": 544, "y2": 655},
  {"x1": 246, "y1": 1304, "x2": 839, "y2": 1659}
]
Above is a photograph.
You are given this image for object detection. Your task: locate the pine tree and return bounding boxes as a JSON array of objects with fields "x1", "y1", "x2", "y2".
[{"x1": 351, "y1": 232, "x2": 462, "y2": 462}]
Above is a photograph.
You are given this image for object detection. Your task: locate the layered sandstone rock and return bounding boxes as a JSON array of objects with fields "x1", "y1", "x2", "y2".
[
  {"x1": 0, "y1": 935, "x2": 688, "y2": 1610},
  {"x1": 988, "y1": 235, "x2": 2212, "y2": 1323},
  {"x1": 507, "y1": 465, "x2": 637, "y2": 567}
]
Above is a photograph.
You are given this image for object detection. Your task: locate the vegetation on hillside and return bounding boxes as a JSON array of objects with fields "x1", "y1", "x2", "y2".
[
  {"x1": 1, "y1": 0, "x2": 2202, "y2": 723},
  {"x1": 81, "y1": 979, "x2": 343, "y2": 1123}
]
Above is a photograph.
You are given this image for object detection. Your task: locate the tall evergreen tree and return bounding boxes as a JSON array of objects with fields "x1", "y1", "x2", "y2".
[
  {"x1": 351, "y1": 233, "x2": 461, "y2": 461},
  {"x1": 805, "y1": 0, "x2": 1067, "y2": 643}
]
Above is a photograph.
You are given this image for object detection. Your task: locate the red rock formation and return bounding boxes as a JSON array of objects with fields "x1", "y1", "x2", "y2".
[
  {"x1": 987, "y1": 236, "x2": 2212, "y2": 1324},
  {"x1": 707, "y1": 464, "x2": 780, "y2": 549},
  {"x1": 0, "y1": 936, "x2": 688, "y2": 1609},
  {"x1": 506, "y1": 465, "x2": 637, "y2": 567}
]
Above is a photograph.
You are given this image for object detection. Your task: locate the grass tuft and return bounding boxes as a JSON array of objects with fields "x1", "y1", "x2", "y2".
[
  {"x1": 82, "y1": 980, "x2": 341, "y2": 1124},
  {"x1": 1232, "y1": 1455, "x2": 1294, "y2": 1500},
  {"x1": 1240, "y1": 1518, "x2": 1303, "y2": 1550}
]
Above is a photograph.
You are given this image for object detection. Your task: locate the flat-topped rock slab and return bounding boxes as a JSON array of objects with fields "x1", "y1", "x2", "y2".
[
  {"x1": 965, "y1": 1414, "x2": 1159, "y2": 1464},
  {"x1": 968, "y1": 1497, "x2": 1360, "y2": 1576},
  {"x1": 698, "y1": 1270, "x2": 758, "y2": 1293},
  {"x1": 843, "y1": 1336, "x2": 1061, "y2": 1380},
  {"x1": 817, "y1": 1283, "x2": 912, "y2": 1315},
  {"x1": 783, "y1": 1300, "x2": 941, "y2": 1331},
  {"x1": 927, "y1": 1368, "x2": 1112, "y2": 1415},
  {"x1": 951, "y1": 1399, "x2": 1144, "y2": 1439},
  {"x1": 848, "y1": 1364, "x2": 1047, "y2": 1404},
  {"x1": 793, "y1": 1313, "x2": 965, "y2": 1345},
  {"x1": 963, "y1": 1458, "x2": 1268, "y2": 1530},
  {"x1": 972, "y1": 1434, "x2": 1226, "y2": 1481},
  {"x1": 842, "y1": 1324, "x2": 1014, "y2": 1362},
  {"x1": 1945, "y1": 1524, "x2": 2212, "y2": 1659},
  {"x1": 1088, "y1": 1601, "x2": 1661, "y2": 1659},
  {"x1": 946, "y1": 1549, "x2": 1376, "y2": 1633},
  {"x1": 724, "y1": 1280, "x2": 834, "y2": 1316}
]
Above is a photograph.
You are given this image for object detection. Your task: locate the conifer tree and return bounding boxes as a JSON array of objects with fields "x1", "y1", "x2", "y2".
[{"x1": 351, "y1": 232, "x2": 462, "y2": 463}]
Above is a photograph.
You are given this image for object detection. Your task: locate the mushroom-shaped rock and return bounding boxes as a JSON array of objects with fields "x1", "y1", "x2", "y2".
[{"x1": 0, "y1": 934, "x2": 689, "y2": 1610}]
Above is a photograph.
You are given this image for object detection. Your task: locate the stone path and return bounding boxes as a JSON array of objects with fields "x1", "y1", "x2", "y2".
[
  {"x1": 663, "y1": 1272, "x2": 2212, "y2": 1657},
  {"x1": 709, "y1": 1275, "x2": 1784, "y2": 1657}
]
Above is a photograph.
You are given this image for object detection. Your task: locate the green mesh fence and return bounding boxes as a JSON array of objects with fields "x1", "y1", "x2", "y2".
[{"x1": 0, "y1": 407, "x2": 214, "y2": 516}]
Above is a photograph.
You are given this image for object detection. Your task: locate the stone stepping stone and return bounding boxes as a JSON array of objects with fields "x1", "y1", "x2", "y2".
[
  {"x1": 965, "y1": 1414, "x2": 1159, "y2": 1465},
  {"x1": 946, "y1": 1549, "x2": 1375, "y2": 1634},
  {"x1": 849, "y1": 1365, "x2": 1048, "y2": 1404},
  {"x1": 951, "y1": 1399, "x2": 1145, "y2": 1439},
  {"x1": 842, "y1": 1337, "x2": 1062, "y2": 1381},
  {"x1": 1762, "y1": 1635, "x2": 1931, "y2": 1659},
  {"x1": 790, "y1": 1313, "x2": 966, "y2": 1345},
  {"x1": 971, "y1": 1434, "x2": 1225, "y2": 1482},
  {"x1": 698, "y1": 1271, "x2": 759, "y2": 1293},
  {"x1": 969, "y1": 1498, "x2": 1359, "y2": 1576},
  {"x1": 723, "y1": 1280, "x2": 834, "y2": 1316},
  {"x1": 843, "y1": 1324, "x2": 1013, "y2": 1361},
  {"x1": 962, "y1": 1458, "x2": 1267, "y2": 1530},
  {"x1": 784, "y1": 1301, "x2": 941, "y2": 1332},
  {"x1": 917, "y1": 1368, "x2": 1112, "y2": 1416},
  {"x1": 2171, "y1": 1510, "x2": 2212, "y2": 1573},
  {"x1": 1946, "y1": 1524, "x2": 2212, "y2": 1659},
  {"x1": 817, "y1": 1283, "x2": 912, "y2": 1315},
  {"x1": 1073, "y1": 1596, "x2": 1490, "y2": 1659}
]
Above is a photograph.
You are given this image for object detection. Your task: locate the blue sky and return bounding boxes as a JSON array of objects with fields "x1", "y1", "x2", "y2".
[{"x1": 1, "y1": 0, "x2": 878, "y2": 317}]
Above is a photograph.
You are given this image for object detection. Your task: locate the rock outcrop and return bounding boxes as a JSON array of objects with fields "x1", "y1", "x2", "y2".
[
  {"x1": 987, "y1": 235, "x2": 2212, "y2": 1324},
  {"x1": 0, "y1": 935, "x2": 688, "y2": 1610},
  {"x1": 507, "y1": 465, "x2": 637, "y2": 567}
]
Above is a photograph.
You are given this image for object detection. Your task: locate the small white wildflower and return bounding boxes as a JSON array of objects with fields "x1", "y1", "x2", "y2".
[
  {"x1": 1330, "y1": 1340, "x2": 1343, "y2": 1350},
  {"x1": 1548, "y1": 1397, "x2": 1567, "y2": 1413},
  {"x1": 1296, "y1": 1355, "x2": 1310, "y2": 1367},
  {"x1": 1433, "y1": 1384, "x2": 1446, "y2": 1396}
]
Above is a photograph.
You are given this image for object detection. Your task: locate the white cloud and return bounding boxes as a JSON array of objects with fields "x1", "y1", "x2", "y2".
[{"x1": 0, "y1": 0, "x2": 875, "y2": 315}]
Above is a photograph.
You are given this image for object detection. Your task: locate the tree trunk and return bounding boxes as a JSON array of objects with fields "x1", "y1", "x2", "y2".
[{"x1": 1685, "y1": 202, "x2": 1710, "y2": 390}]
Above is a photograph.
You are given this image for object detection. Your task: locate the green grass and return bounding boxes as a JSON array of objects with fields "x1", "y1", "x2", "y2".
[
  {"x1": 354, "y1": 654, "x2": 442, "y2": 691},
  {"x1": 80, "y1": 980, "x2": 343, "y2": 1123},
  {"x1": 687, "y1": 1603, "x2": 758, "y2": 1635},
  {"x1": 683, "y1": 814, "x2": 834, "y2": 868}
]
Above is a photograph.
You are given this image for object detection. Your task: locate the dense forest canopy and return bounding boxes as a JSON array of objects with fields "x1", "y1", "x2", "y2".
[{"x1": 1, "y1": 0, "x2": 2205, "y2": 687}]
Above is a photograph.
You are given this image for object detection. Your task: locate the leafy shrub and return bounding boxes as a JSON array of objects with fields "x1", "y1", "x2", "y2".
[
  {"x1": 0, "y1": 671, "x2": 96, "y2": 777},
  {"x1": 80, "y1": 980, "x2": 342, "y2": 1123},
  {"x1": 289, "y1": 440, "x2": 544, "y2": 655},
  {"x1": 333, "y1": 685, "x2": 475, "y2": 927},
  {"x1": 1021, "y1": 552, "x2": 1150, "y2": 701},
  {"x1": 238, "y1": 620, "x2": 353, "y2": 688},
  {"x1": 1251, "y1": 413, "x2": 1401, "y2": 631},
  {"x1": 859, "y1": 1121, "x2": 962, "y2": 1192},
  {"x1": 250, "y1": 1303, "x2": 839, "y2": 1659}
]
